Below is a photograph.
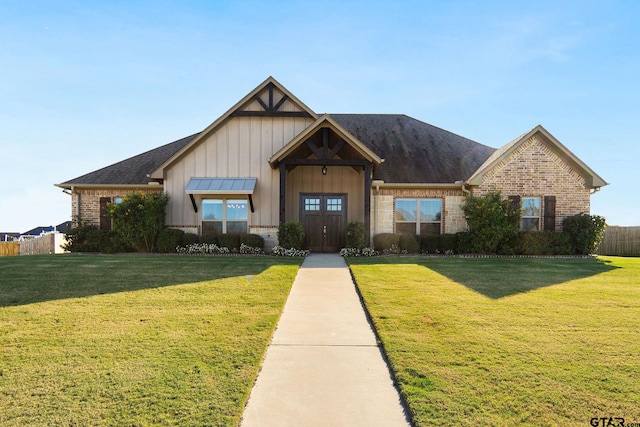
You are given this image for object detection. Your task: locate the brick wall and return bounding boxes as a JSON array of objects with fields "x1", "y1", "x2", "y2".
[
  {"x1": 72, "y1": 188, "x2": 163, "y2": 227},
  {"x1": 372, "y1": 188, "x2": 468, "y2": 236},
  {"x1": 474, "y1": 134, "x2": 591, "y2": 230}
]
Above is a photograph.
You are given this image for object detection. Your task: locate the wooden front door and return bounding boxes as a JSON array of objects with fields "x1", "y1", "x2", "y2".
[{"x1": 300, "y1": 194, "x2": 347, "y2": 252}]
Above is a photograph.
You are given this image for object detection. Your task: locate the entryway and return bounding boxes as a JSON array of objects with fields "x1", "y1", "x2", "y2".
[{"x1": 299, "y1": 194, "x2": 347, "y2": 252}]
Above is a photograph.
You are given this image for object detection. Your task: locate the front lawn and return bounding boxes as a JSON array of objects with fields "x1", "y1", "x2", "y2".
[
  {"x1": 348, "y1": 256, "x2": 640, "y2": 427},
  {"x1": 0, "y1": 255, "x2": 301, "y2": 426}
]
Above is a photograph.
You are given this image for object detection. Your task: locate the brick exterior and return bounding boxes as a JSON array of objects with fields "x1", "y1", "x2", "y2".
[
  {"x1": 473, "y1": 135, "x2": 591, "y2": 230},
  {"x1": 72, "y1": 188, "x2": 163, "y2": 227}
]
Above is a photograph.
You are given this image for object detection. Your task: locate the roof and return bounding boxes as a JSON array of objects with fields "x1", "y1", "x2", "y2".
[
  {"x1": 185, "y1": 178, "x2": 257, "y2": 194},
  {"x1": 467, "y1": 124, "x2": 608, "y2": 188},
  {"x1": 330, "y1": 114, "x2": 496, "y2": 183},
  {"x1": 56, "y1": 133, "x2": 198, "y2": 187}
]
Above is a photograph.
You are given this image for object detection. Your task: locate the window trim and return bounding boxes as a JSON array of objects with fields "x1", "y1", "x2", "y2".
[
  {"x1": 395, "y1": 198, "x2": 443, "y2": 235},
  {"x1": 521, "y1": 196, "x2": 541, "y2": 231},
  {"x1": 201, "y1": 197, "x2": 249, "y2": 234}
]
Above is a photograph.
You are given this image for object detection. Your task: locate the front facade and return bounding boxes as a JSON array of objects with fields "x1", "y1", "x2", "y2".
[{"x1": 57, "y1": 77, "x2": 607, "y2": 251}]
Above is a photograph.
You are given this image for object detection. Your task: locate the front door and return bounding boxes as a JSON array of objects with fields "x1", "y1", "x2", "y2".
[{"x1": 300, "y1": 194, "x2": 347, "y2": 252}]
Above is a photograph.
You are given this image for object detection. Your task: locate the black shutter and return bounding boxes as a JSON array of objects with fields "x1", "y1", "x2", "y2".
[
  {"x1": 544, "y1": 195, "x2": 556, "y2": 231},
  {"x1": 100, "y1": 197, "x2": 112, "y2": 230},
  {"x1": 507, "y1": 195, "x2": 521, "y2": 212}
]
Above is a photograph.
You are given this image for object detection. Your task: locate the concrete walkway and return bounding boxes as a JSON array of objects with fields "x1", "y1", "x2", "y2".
[{"x1": 240, "y1": 254, "x2": 411, "y2": 427}]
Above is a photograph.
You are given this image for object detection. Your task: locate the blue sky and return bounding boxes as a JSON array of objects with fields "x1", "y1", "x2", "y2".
[{"x1": 1, "y1": 0, "x2": 638, "y2": 232}]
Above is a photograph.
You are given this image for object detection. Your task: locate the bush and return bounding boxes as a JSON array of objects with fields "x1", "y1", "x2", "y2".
[
  {"x1": 521, "y1": 231, "x2": 571, "y2": 255},
  {"x1": 399, "y1": 234, "x2": 420, "y2": 254},
  {"x1": 108, "y1": 192, "x2": 169, "y2": 252},
  {"x1": 278, "y1": 222, "x2": 305, "y2": 249},
  {"x1": 201, "y1": 234, "x2": 218, "y2": 245},
  {"x1": 241, "y1": 234, "x2": 265, "y2": 250},
  {"x1": 456, "y1": 232, "x2": 474, "y2": 254},
  {"x1": 563, "y1": 213, "x2": 607, "y2": 255},
  {"x1": 271, "y1": 246, "x2": 310, "y2": 257},
  {"x1": 440, "y1": 234, "x2": 458, "y2": 253},
  {"x1": 462, "y1": 191, "x2": 520, "y2": 254},
  {"x1": 64, "y1": 223, "x2": 129, "y2": 253},
  {"x1": 346, "y1": 221, "x2": 367, "y2": 249},
  {"x1": 218, "y1": 233, "x2": 241, "y2": 251},
  {"x1": 421, "y1": 235, "x2": 441, "y2": 253},
  {"x1": 182, "y1": 233, "x2": 201, "y2": 246},
  {"x1": 373, "y1": 233, "x2": 400, "y2": 252},
  {"x1": 421, "y1": 234, "x2": 458, "y2": 254},
  {"x1": 156, "y1": 228, "x2": 185, "y2": 253}
]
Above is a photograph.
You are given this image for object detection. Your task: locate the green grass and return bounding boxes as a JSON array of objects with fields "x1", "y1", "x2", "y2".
[
  {"x1": 0, "y1": 254, "x2": 301, "y2": 426},
  {"x1": 348, "y1": 256, "x2": 640, "y2": 427}
]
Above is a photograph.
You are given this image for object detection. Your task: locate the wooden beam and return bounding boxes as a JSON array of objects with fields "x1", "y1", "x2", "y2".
[
  {"x1": 273, "y1": 94, "x2": 289, "y2": 111},
  {"x1": 364, "y1": 163, "x2": 372, "y2": 246},
  {"x1": 305, "y1": 139, "x2": 324, "y2": 160},
  {"x1": 268, "y1": 82, "x2": 274, "y2": 110},
  {"x1": 189, "y1": 194, "x2": 198, "y2": 213},
  {"x1": 281, "y1": 158, "x2": 369, "y2": 166},
  {"x1": 248, "y1": 194, "x2": 255, "y2": 213},
  {"x1": 254, "y1": 94, "x2": 269, "y2": 111},
  {"x1": 327, "y1": 139, "x2": 345, "y2": 159},
  {"x1": 323, "y1": 128, "x2": 329, "y2": 159},
  {"x1": 279, "y1": 164, "x2": 286, "y2": 224},
  {"x1": 230, "y1": 111, "x2": 312, "y2": 118}
]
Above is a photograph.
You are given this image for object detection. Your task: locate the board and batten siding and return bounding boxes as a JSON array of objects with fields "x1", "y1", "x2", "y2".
[
  {"x1": 286, "y1": 164, "x2": 364, "y2": 223},
  {"x1": 164, "y1": 114, "x2": 313, "y2": 229}
]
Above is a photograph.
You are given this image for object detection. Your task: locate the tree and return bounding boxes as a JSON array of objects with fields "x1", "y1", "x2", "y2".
[
  {"x1": 108, "y1": 192, "x2": 169, "y2": 252},
  {"x1": 462, "y1": 191, "x2": 521, "y2": 254}
]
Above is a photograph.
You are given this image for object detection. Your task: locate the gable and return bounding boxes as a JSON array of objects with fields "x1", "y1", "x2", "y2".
[
  {"x1": 149, "y1": 77, "x2": 317, "y2": 179},
  {"x1": 467, "y1": 125, "x2": 608, "y2": 189}
]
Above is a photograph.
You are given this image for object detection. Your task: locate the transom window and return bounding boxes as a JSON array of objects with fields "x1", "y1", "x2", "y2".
[
  {"x1": 395, "y1": 198, "x2": 442, "y2": 235},
  {"x1": 202, "y1": 198, "x2": 248, "y2": 235},
  {"x1": 521, "y1": 197, "x2": 541, "y2": 231}
]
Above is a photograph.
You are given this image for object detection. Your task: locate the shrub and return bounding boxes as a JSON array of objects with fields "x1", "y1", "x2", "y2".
[
  {"x1": 421, "y1": 235, "x2": 441, "y2": 253},
  {"x1": 108, "y1": 192, "x2": 169, "y2": 252},
  {"x1": 278, "y1": 222, "x2": 305, "y2": 249},
  {"x1": 239, "y1": 243, "x2": 264, "y2": 255},
  {"x1": 156, "y1": 228, "x2": 185, "y2": 253},
  {"x1": 422, "y1": 234, "x2": 458, "y2": 254},
  {"x1": 182, "y1": 233, "x2": 201, "y2": 246},
  {"x1": 63, "y1": 222, "x2": 128, "y2": 253},
  {"x1": 456, "y1": 232, "x2": 473, "y2": 254},
  {"x1": 201, "y1": 234, "x2": 218, "y2": 245},
  {"x1": 218, "y1": 233, "x2": 241, "y2": 251},
  {"x1": 520, "y1": 231, "x2": 572, "y2": 255},
  {"x1": 373, "y1": 233, "x2": 400, "y2": 252},
  {"x1": 440, "y1": 234, "x2": 458, "y2": 254},
  {"x1": 399, "y1": 234, "x2": 420, "y2": 254},
  {"x1": 346, "y1": 221, "x2": 367, "y2": 249},
  {"x1": 563, "y1": 213, "x2": 607, "y2": 255},
  {"x1": 462, "y1": 191, "x2": 520, "y2": 253},
  {"x1": 241, "y1": 234, "x2": 265, "y2": 250}
]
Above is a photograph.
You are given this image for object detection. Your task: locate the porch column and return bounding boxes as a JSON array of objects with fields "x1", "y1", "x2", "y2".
[
  {"x1": 279, "y1": 164, "x2": 286, "y2": 224},
  {"x1": 364, "y1": 163, "x2": 372, "y2": 244}
]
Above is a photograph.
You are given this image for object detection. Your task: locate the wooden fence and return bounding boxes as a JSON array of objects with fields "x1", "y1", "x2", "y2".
[
  {"x1": 597, "y1": 226, "x2": 640, "y2": 257},
  {"x1": 0, "y1": 241, "x2": 20, "y2": 256}
]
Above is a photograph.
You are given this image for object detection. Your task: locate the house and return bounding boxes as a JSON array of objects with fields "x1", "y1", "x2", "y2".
[{"x1": 56, "y1": 77, "x2": 607, "y2": 252}]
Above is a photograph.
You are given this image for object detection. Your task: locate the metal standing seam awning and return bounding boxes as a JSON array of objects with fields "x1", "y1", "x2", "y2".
[{"x1": 185, "y1": 178, "x2": 257, "y2": 213}]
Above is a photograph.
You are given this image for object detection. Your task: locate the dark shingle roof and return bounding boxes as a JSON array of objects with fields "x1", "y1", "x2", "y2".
[
  {"x1": 330, "y1": 114, "x2": 496, "y2": 183},
  {"x1": 59, "y1": 133, "x2": 199, "y2": 186}
]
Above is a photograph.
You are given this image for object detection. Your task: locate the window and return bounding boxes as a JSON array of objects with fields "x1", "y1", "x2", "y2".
[
  {"x1": 202, "y1": 198, "x2": 248, "y2": 235},
  {"x1": 521, "y1": 197, "x2": 541, "y2": 231},
  {"x1": 395, "y1": 198, "x2": 442, "y2": 235},
  {"x1": 304, "y1": 198, "x2": 320, "y2": 211}
]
